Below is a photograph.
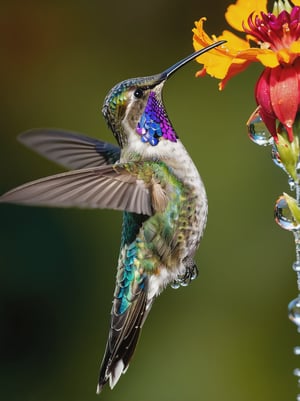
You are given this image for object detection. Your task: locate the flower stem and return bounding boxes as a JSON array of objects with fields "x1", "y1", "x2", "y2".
[{"x1": 289, "y1": 182, "x2": 300, "y2": 399}]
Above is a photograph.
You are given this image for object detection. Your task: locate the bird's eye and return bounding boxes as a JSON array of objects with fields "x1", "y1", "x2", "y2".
[{"x1": 134, "y1": 88, "x2": 144, "y2": 99}]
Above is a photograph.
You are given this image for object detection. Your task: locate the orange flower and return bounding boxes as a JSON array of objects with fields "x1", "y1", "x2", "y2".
[
  {"x1": 193, "y1": 0, "x2": 300, "y2": 89},
  {"x1": 192, "y1": 0, "x2": 300, "y2": 141}
]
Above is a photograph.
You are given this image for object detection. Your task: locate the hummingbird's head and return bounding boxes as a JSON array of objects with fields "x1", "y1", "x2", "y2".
[{"x1": 102, "y1": 41, "x2": 225, "y2": 148}]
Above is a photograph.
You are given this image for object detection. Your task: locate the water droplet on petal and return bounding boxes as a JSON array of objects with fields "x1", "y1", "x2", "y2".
[
  {"x1": 247, "y1": 108, "x2": 273, "y2": 146},
  {"x1": 294, "y1": 346, "x2": 300, "y2": 355},
  {"x1": 288, "y1": 297, "x2": 300, "y2": 328},
  {"x1": 274, "y1": 196, "x2": 300, "y2": 231}
]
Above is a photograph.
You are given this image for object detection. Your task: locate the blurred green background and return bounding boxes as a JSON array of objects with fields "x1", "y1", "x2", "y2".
[{"x1": 0, "y1": 1, "x2": 297, "y2": 400}]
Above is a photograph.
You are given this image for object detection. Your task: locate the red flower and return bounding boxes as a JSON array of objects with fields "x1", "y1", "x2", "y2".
[{"x1": 255, "y1": 61, "x2": 300, "y2": 141}]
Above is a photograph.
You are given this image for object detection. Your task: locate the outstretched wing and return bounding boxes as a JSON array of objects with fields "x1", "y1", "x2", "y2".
[
  {"x1": 0, "y1": 161, "x2": 172, "y2": 217},
  {"x1": 18, "y1": 128, "x2": 121, "y2": 169},
  {"x1": 0, "y1": 165, "x2": 153, "y2": 215}
]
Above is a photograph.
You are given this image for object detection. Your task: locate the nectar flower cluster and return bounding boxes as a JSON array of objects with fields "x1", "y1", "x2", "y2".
[{"x1": 192, "y1": 0, "x2": 300, "y2": 142}]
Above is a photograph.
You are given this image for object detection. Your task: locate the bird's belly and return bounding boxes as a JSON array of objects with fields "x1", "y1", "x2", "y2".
[
  {"x1": 169, "y1": 154, "x2": 208, "y2": 260},
  {"x1": 147, "y1": 164, "x2": 207, "y2": 300}
]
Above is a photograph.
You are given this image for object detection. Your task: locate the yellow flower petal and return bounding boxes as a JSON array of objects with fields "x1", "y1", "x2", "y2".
[
  {"x1": 292, "y1": 0, "x2": 300, "y2": 6},
  {"x1": 222, "y1": 29, "x2": 250, "y2": 51},
  {"x1": 256, "y1": 52, "x2": 280, "y2": 67},
  {"x1": 278, "y1": 49, "x2": 294, "y2": 64},
  {"x1": 193, "y1": 19, "x2": 251, "y2": 80},
  {"x1": 218, "y1": 60, "x2": 252, "y2": 90},
  {"x1": 192, "y1": 18, "x2": 215, "y2": 48},
  {"x1": 225, "y1": 0, "x2": 267, "y2": 32},
  {"x1": 290, "y1": 41, "x2": 300, "y2": 54}
]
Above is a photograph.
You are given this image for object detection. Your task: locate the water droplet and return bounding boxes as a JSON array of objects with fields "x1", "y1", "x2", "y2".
[
  {"x1": 274, "y1": 196, "x2": 300, "y2": 231},
  {"x1": 247, "y1": 108, "x2": 273, "y2": 146},
  {"x1": 297, "y1": 394, "x2": 300, "y2": 401},
  {"x1": 294, "y1": 368, "x2": 300, "y2": 377},
  {"x1": 289, "y1": 176, "x2": 296, "y2": 191},
  {"x1": 296, "y1": 161, "x2": 300, "y2": 178},
  {"x1": 294, "y1": 346, "x2": 300, "y2": 355},
  {"x1": 293, "y1": 261, "x2": 300, "y2": 272},
  {"x1": 190, "y1": 266, "x2": 198, "y2": 281},
  {"x1": 171, "y1": 281, "x2": 180, "y2": 290},
  {"x1": 288, "y1": 297, "x2": 300, "y2": 327},
  {"x1": 271, "y1": 146, "x2": 284, "y2": 169}
]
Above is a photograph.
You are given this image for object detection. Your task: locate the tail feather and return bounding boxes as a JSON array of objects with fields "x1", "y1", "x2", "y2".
[{"x1": 97, "y1": 281, "x2": 152, "y2": 394}]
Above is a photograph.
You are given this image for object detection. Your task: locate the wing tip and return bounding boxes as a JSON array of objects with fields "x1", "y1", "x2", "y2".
[
  {"x1": 17, "y1": 128, "x2": 46, "y2": 146},
  {"x1": 0, "y1": 191, "x2": 19, "y2": 204}
]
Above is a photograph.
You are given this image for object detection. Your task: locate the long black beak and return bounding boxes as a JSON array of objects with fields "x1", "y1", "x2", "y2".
[{"x1": 161, "y1": 40, "x2": 226, "y2": 80}]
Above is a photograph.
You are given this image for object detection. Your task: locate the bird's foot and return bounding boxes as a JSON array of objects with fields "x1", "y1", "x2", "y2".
[{"x1": 171, "y1": 263, "x2": 199, "y2": 289}]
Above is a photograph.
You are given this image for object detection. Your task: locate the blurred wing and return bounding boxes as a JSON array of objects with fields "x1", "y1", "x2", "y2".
[
  {"x1": 0, "y1": 165, "x2": 152, "y2": 215},
  {"x1": 18, "y1": 128, "x2": 121, "y2": 169}
]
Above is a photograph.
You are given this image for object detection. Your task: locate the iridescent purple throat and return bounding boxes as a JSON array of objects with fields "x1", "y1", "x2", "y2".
[{"x1": 136, "y1": 92, "x2": 177, "y2": 146}]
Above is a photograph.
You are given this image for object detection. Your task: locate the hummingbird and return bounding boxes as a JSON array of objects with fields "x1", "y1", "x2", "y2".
[{"x1": 0, "y1": 41, "x2": 225, "y2": 393}]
